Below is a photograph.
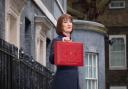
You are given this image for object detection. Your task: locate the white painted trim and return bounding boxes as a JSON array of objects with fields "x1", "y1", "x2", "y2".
[
  {"x1": 5, "y1": 0, "x2": 20, "y2": 49},
  {"x1": 33, "y1": 0, "x2": 57, "y2": 26},
  {"x1": 109, "y1": 0, "x2": 125, "y2": 9},
  {"x1": 110, "y1": 86, "x2": 127, "y2": 89},
  {"x1": 35, "y1": 24, "x2": 46, "y2": 66},
  {"x1": 85, "y1": 53, "x2": 98, "y2": 89},
  {"x1": 55, "y1": 0, "x2": 65, "y2": 13},
  {"x1": 34, "y1": 16, "x2": 53, "y2": 30}
]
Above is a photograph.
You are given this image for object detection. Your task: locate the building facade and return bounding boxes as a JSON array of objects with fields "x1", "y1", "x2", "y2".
[
  {"x1": 0, "y1": 0, "x2": 67, "y2": 88},
  {"x1": 0, "y1": 0, "x2": 5, "y2": 39},
  {"x1": 98, "y1": 0, "x2": 128, "y2": 89},
  {"x1": 67, "y1": 0, "x2": 128, "y2": 89},
  {"x1": 73, "y1": 20, "x2": 107, "y2": 89},
  {"x1": 0, "y1": 0, "x2": 67, "y2": 89},
  {"x1": 0, "y1": 0, "x2": 67, "y2": 68}
]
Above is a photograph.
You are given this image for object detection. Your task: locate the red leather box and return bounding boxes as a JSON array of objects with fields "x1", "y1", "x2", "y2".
[{"x1": 54, "y1": 41, "x2": 84, "y2": 66}]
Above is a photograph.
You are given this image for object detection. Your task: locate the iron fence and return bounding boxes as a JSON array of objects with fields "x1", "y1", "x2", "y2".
[{"x1": 0, "y1": 38, "x2": 53, "y2": 89}]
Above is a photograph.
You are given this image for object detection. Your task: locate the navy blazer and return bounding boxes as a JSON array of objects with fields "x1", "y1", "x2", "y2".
[
  {"x1": 49, "y1": 35, "x2": 80, "y2": 89},
  {"x1": 49, "y1": 35, "x2": 63, "y2": 64}
]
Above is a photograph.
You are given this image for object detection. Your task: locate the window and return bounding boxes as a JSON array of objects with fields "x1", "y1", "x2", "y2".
[
  {"x1": 110, "y1": 86, "x2": 127, "y2": 89},
  {"x1": 8, "y1": 15, "x2": 18, "y2": 45},
  {"x1": 35, "y1": 25, "x2": 46, "y2": 66},
  {"x1": 109, "y1": 35, "x2": 126, "y2": 70},
  {"x1": 109, "y1": 0, "x2": 125, "y2": 9},
  {"x1": 25, "y1": 18, "x2": 31, "y2": 55},
  {"x1": 84, "y1": 53, "x2": 98, "y2": 89},
  {"x1": 36, "y1": 33, "x2": 46, "y2": 65},
  {"x1": 34, "y1": 16, "x2": 52, "y2": 66},
  {"x1": 5, "y1": 0, "x2": 21, "y2": 49},
  {"x1": 6, "y1": 11, "x2": 19, "y2": 47}
]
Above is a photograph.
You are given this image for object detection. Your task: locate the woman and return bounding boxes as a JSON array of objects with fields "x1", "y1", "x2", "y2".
[{"x1": 49, "y1": 14, "x2": 80, "y2": 89}]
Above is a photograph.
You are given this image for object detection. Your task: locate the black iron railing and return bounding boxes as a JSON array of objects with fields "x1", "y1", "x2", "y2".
[{"x1": 0, "y1": 38, "x2": 53, "y2": 89}]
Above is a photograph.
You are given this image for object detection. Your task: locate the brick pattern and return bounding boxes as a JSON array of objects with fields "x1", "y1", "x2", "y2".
[
  {"x1": 98, "y1": 0, "x2": 128, "y2": 27},
  {"x1": 0, "y1": 0, "x2": 5, "y2": 39},
  {"x1": 105, "y1": 29, "x2": 128, "y2": 89},
  {"x1": 98, "y1": 10, "x2": 128, "y2": 27}
]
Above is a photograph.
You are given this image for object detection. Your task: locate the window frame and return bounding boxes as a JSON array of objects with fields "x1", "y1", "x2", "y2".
[
  {"x1": 5, "y1": 2, "x2": 20, "y2": 48},
  {"x1": 109, "y1": 35, "x2": 127, "y2": 70},
  {"x1": 84, "y1": 52, "x2": 98, "y2": 89},
  {"x1": 110, "y1": 86, "x2": 127, "y2": 89},
  {"x1": 35, "y1": 25, "x2": 46, "y2": 66},
  {"x1": 109, "y1": 0, "x2": 125, "y2": 9}
]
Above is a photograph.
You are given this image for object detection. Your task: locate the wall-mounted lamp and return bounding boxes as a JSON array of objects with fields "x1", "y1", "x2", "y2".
[
  {"x1": 108, "y1": 40, "x2": 113, "y2": 45},
  {"x1": 105, "y1": 34, "x2": 113, "y2": 45}
]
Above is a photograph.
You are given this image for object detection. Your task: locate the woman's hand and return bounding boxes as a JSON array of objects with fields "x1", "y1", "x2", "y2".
[{"x1": 62, "y1": 37, "x2": 72, "y2": 42}]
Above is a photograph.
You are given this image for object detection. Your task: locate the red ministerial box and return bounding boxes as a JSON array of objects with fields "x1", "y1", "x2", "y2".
[{"x1": 54, "y1": 41, "x2": 84, "y2": 66}]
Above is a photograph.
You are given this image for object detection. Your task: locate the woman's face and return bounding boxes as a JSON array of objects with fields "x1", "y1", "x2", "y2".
[{"x1": 62, "y1": 18, "x2": 73, "y2": 34}]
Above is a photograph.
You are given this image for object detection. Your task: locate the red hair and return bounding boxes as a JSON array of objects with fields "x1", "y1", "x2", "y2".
[{"x1": 56, "y1": 14, "x2": 73, "y2": 35}]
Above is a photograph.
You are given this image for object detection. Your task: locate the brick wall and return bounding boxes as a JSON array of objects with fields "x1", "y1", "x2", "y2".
[
  {"x1": 98, "y1": 0, "x2": 128, "y2": 27},
  {"x1": 105, "y1": 28, "x2": 128, "y2": 89},
  {"x1": 0, "y1": 0, "x2": 5, "y2": 39}
]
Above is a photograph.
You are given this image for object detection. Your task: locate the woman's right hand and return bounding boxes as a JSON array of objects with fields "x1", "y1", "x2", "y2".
[{"x1": 62, "y1": 37, "x2": 72, "y2": 42}]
